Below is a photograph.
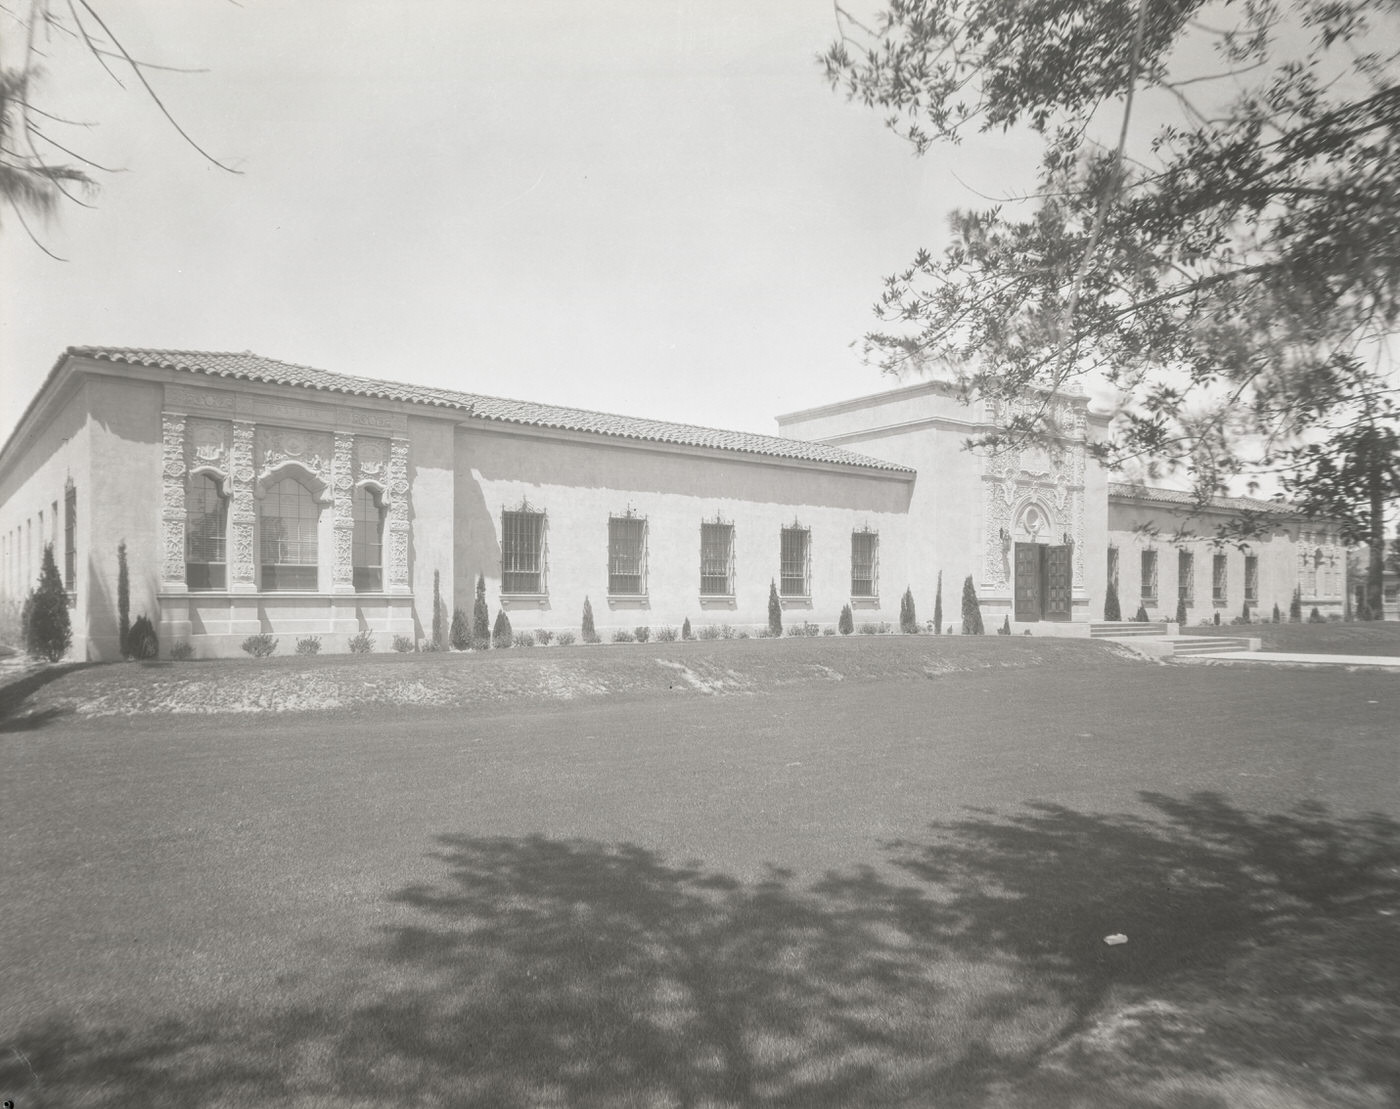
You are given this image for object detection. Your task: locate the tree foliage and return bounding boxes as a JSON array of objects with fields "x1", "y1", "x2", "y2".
[
  {"x1": 824, "y1": 0, "x2": 1400, "y2": 499},
  {"x1": 2, "y1": 0, "x2": 237, "y2": 252}
]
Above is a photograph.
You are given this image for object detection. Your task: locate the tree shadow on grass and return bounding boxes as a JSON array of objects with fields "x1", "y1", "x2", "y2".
[
  {"x1": 0, "y1": 661, "x2": 92, "y2": 730},
  {"x1": 3, "y1": 793, "x2": 1397, "y2": 1108}
]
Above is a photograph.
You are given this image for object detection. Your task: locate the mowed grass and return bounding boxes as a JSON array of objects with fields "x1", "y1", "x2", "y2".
[
  {"x1": 1, "y1": 649, "x2": 1397, "y2": 1108},
  {"x1": 1189, "y1": 619, "x2": 1400, "y2": 656}
]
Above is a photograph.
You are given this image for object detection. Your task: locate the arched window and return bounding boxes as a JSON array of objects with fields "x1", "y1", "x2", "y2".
[
  {"x1": 352, "y1": 486, "x2": 384, "y2": 592},
  {"x1": 186, "y1": 474, "x2": 228, "y2": 590},
  {"x1": 260, "y1": 476, "x2": 320, "y2": 591}
]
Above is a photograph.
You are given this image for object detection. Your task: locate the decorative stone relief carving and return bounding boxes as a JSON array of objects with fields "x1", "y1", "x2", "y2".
[
  {"x1": 355, "y1": 437, "x2": 389, "y2": 480},
  {"x1": 980, "y1": 432, "x2": 1089, "y2": 591},
  {"x1": 229, "y1": 421, "x2": 257, "y2": 587},
  {"x1": 385, "y1": 437, "x2": 411, "y2": 590},
  {"x1": 187, "y1": 419, "x2": 230, "y2": 473},
  {"x1": 256, "y1": 426, "x2": 332, "y2": 481},
  {"x1": 331, "y1": 433, "x2": 355, "y2": 589},
  {"x1": 160, "y1": 413, "x2": 187, "y2": 584}
]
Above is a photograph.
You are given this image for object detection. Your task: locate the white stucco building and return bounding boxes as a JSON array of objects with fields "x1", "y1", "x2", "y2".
[{"x1": 0, "y1": 347, "x2": 1347, "y2": 658}]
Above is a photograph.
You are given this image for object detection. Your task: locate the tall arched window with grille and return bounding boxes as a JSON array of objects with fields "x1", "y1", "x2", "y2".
[
  {"x1": 186, "y1": 474, "x2": 228, "y2": 590},
  {"x1": 353, "y1": 486, "x2": 385, "y2": 592},
  {"x1": 259, "y1": 476, "x2": 320, "y2": 591}
]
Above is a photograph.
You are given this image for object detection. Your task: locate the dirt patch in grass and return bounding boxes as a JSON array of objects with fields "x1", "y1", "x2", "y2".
[{"x1": 1, "y1": 635, "x2": 1141, "y2": 720}]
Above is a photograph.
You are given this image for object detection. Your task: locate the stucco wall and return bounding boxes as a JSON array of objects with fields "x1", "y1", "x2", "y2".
[
  {"x1": 456, "y1": 423, "x2": 915, "y2": 635},
  {"x1": 0, "y1": 379, "x2": 92, "y2": 656},
  {"x1": 1106, "y1": 497, "x2": 1347, "y2": 623}
]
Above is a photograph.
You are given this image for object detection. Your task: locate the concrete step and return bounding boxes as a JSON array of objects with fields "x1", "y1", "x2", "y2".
[
  {"x1": 1171, "y1": 637, "x2": 1252, "y2": 656},
  {"x1": 1090, "y1": 622, "x2": 1170, "y2": 637}
]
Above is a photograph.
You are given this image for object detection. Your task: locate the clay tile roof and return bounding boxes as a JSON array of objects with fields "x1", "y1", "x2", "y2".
[
  {"x1": 70, "y1": 347, "x2": 915, "y2": 474},
  {"x1": 1108, "y1": 480, "x2": 1305, "y2": 517}
]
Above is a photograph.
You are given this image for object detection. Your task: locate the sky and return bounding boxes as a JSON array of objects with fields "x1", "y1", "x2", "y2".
[{"x1": 1, "y1": 0, "x2": 1047, "y2": 450}]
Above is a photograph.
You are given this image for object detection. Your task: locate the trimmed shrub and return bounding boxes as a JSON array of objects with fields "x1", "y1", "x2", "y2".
[
  {"x1": 697, "y1": 624, "x2": 721, "y2": 640},
  {"x1": 1104, "y1": 579, "x2": 1121, "y2": 622},
  {"x1": 128, "y1": 614, "x2": 159, "y2": 659},
  {"x1": 449, "y1": 607, "x2": 470, "y2": 651},
  {"x1": 738, "y1": 629, "x2": 751, "y2": 639},
  {"x1": 822, "y1": 625, "x2": 835, "y2": 636},
  {"x1": 899, "y1": 587, "x2": 917, "y2": 633},
  {"x1": 786, "y1": 621, "x2": 819, "y2": 637},
  {"x1": 1289, "y1": 585, "x2": 1303, "y2": 622},
  {"x1": 492, "y1": 609, "x2": 513, "y2": 648},
  {"x1": 1175, "y1": 594, "x2": 1187, "y2": 627},
  {"x1": 1308, "y1": 606, "x2": 1324, "y2": 623},
  {"x1": 348, "y1": 629, "x2": 375, "y2": 654},
  {"x1": 582, "y1": 596, "x2": 596, "y2": 642},
  {"x1": 681, "y1": 617, "x2": 692, "y2": 641},
  {"x1": 169, "y1": 640, "x2": 195, "y2": 661},
  {"x1": 536, "y1": 628, "x2": 554, "y2": 645},
  {"x1": 241, "y1": 633, "x2": 278, "y2": 658},
  {"x1": 117, "y1": 539, "x2": 130, "y2": 659},
  {"x1": 720, "y1": 624, "x2": 736, "y2": 639},
  {"x1": 512, "y1": 631, "x2": 535, "y2": 648},
  {"x1": 1272, "y1": 603, "x2": 1281, "y2": 623},
  {"x1": 1213, "y1": 609, "x2": 1221, "y2": 626},
  {"x1": 997, "y1": 615, "x2": 1011, "y2": 635},
  {"x1": 857, "y1": 621, "x2": 890, "y2": 635},
  {"x1": 295, "y1": 635, "x2": 322, "y2": 656},
  {"x1": 432, "y1": 571, "x2": 444, "y2": 650},
  {"x1": 612, "y1": 628, "x2": 635, "y2": 643},
  {"x1": 556, "y1": 631, "x2": 576, "y2": 646},
  {"x1": 634, "y1": 625, "x2": 651, "y2": 643},
  {"x1": 767, "y1": 580, "x2": 782, "y2": 638},
  {"x1": 961, "y1": 575, "x2": 985, "y2": 635},
  {"x1": 24, "y1": 543, "x2": 71, "y2": 662},
  {"x1": 1136, "y1": 605, "x2": 1150, "y2": 623},
  {"x1": 933, "y1": 571, "x2": 944, "y2": 634},
  {"x1": 1240, "y1": 600, "x2": 1251, "y2": 624},
  {"x1": 473, "y1": 575, "x2": 490, "y2": 643},
  {"x1": 838, "y1": 604, "x2": 854, "y2": 635},
  {"x1": 655, "y1": 626, "x2": 678, "y2": 642},
  {"x1": 392, "y1": 634, "x2": 416, "y2": 653}
]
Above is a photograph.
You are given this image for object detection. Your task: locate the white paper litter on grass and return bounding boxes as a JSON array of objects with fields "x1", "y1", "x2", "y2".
[{"x1": 1104, "y1": 933, "x2": 1128, "y2": 945}]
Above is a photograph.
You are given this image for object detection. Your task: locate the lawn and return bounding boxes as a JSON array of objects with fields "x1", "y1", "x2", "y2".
[
  {"x1": 2, "y1": 644, "x2": 1397, "y2": 1108},
  {"x1": 1189, "y1": 619, "x2": 1400, "y2": 656}
]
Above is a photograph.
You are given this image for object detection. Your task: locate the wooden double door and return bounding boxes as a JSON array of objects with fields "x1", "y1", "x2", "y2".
[{"x1": 1014, "y1": 542, "x2": 1072, "y2": 622}]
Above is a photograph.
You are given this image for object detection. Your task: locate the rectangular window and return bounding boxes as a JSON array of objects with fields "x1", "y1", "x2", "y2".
[
  {"x1": 1140, "y1": 549, "x2": 1158, "y2": 602},
  {"x1": 352, "y1": 487, "x2": 384, "y2": 592},
  {"x1": 187, "y1": 475, "x2": 229, "y2": 591},
  {"x1": 1177, "y1": 550, "x2": 1194, "y2": 603},
  {"x1": 700, "y1": 521, "x2": 734, "y2": 596},
  {"x1": 1244, "y1": 555, "x2": 1258, "y2": 603},
  {"x1": 851, "y1": 530, "x2": 878, "y2": 597},
  {"x1": 780, "y1": 526, "x2": 811, "y2": 597},
  {"x1": 501, "y1": 508, "x2": 546, "y2": 594},
  {"x1": 64, "y1": 484, "x2": 77, "y2": 594},
  {"x1": 1107, "y1": 546, "x2": 1119, "y2": 590},
  {"x1": 608, "y1": 514, "x2": 647, "y2": 596},
  {"x1": 1213, "y1": 553, "x2": 1228, "y2": 604}
]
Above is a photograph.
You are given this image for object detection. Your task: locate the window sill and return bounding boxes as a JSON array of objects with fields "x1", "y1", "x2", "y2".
[
  {"x1": 499, "y1": 593, "x2": 549, "y2": 609},
  {"x1": 606, "y1": 594, "x2": 650, "y2": 608},
  {"x1": 699, "y1": 594, "x2": 736, "y2": 608},
  {"x1": 779, "y1": 595, "x2": 812, "y2": 609},
  {"x1": 849, "y1": 595, "x2": 880, "y2": 608}
]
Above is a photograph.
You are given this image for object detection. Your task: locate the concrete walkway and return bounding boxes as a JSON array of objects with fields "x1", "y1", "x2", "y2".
[{"x1": 1178, "y1": 649, "x2": 1400, "y2": 668}]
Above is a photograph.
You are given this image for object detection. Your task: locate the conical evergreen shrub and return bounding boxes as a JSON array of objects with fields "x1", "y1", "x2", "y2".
[
  {"x1": 117, "y1": 540, "x2": 130, "y2": 658},
  {"x1": 128, "y1": 614, "x2": 159, "y2": 659},
  {"x1": 768, "y1": 580, "x2": 782, "y2": 637},
  {"x1": 899, "y1": 587, "x2": 917, "y2": 633},
  {"x1": 933, "y1": 571, "x2": 943, "y2": 633},
  {"x1": 681, "y1": 616, "x2": 691, "y2": 641},
  {"x1": 431, "y1": 571, "x2": 444, "y2": 649},
  {"x1": 472, "y1": 575, "x2": 490, "y2": 643},
  {"x1": 1289, "y1": 585, "x2": 1302, "y2": 622},
  {"x1": 449, "y1": 607, "x2": 469, "y2": 650},
  {"x1": 1175, "y1": 594, "x2": 1187, "y2": 627},
  {"x1": 1104, "y1": 580, "x2": 1121, "y2": 621},
  {"x1": 960, "y1": 575, "x2": 984, "y2": 635},
  {"x1": 492, "y1": 608, "x2": 512, "y2": 649},
  {"x1": 582, "y1": 597, "x2": 597, "y2": 643},
  {"x1": 24, "y1": 544, "x2": 71, "y2": 662},
  {"x1": 838, "y1": 604, "x2": 854, "y2": 635}
]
